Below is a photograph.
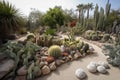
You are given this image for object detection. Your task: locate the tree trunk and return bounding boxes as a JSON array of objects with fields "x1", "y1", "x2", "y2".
[{"x1": 87, "y1": 9, "x2": 89, "y2": 19}]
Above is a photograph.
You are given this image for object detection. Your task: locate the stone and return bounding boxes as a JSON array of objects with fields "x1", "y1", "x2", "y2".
[
  {"x1": 41, "y1": 56, "x2": 48, "y2": 61},
  {"x1": 68, "y1": 55, "x2": 73, "y2": 60},
  {"x1": 55, "y1": 59, "x2": 64, "y2": 66},
  {"x1": 61, "y1": 45, "x2": 65, "y2": 52},
  {"x1": 89, "y1": 61, "x2": 99, "y2": 67},
  {"x1": 17, "y1": 65, "x2": 27, "y2": 76},
  {"x1": 0, "y1": 59, "x2": 14, "y2": 79},
  {"x1": 97, "y1": 66, "x2": 107, "y2": 74},
  {"x1": 74, "y1": 53, "x2": 79, "y2": 60},
  {"x1": 87, "y1": 64, "x2": 97, "y2": 73},
  {"x1": 75, "y1": 68, "x2": 87, "y2": 79},
  {"x1": 98, "y1": 61, "x2": 109, "y2": 69},
  {"x1": 49, "y1": 62, "x2": 56, "y2": 71},
  {"x1": 15, "y1": 76, "x2": 26, "y2": 80},
  {"x1": 89, "y1": 46, "x2": 94, "y2": 52},
  {"x1": 41, "y1": 65, "x2": 50, "y2": 75},
  {"x1": 39, "y1": 61, "x2": 46, "y2": 68}
]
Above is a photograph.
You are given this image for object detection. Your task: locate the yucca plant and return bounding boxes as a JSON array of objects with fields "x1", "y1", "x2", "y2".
[{"x1": 0, "y1": 0, "x2": 24, "y2": 41}]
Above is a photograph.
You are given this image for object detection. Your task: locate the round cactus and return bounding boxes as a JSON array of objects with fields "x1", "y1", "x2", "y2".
[{"x1": 48, "y1": 45, "x2": 62, "y2": 58}]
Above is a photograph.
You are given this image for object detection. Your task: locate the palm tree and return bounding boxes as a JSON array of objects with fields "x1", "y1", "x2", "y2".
[
  {"x1": 76, "y1": 4, "x2": 84, "y2": 23},
  {"x1": 0, "y1": 0, "x2": 24, "y2": 42},
  {"x1": 86, "y1": 3, "x2": 94, "y2": 19}
]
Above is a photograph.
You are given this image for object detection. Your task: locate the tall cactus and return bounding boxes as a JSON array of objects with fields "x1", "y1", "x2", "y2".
[
  {"x1": 94, "y1": 4, "x2": 99, "y2": 31},
  {"x1": 97, "y1": 7, "x2": 104, "y2": 31},
  {"x1": 104, "y1": 0, "x2": 111, "y2": 32},
  {"x1": 105, "y1": 0, "x2": 111, "y2": 19}
]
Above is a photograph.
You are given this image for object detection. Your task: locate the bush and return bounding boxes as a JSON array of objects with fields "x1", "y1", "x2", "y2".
[{"x1": 48, "y1": 45, "x2": 62, "y2": 58}]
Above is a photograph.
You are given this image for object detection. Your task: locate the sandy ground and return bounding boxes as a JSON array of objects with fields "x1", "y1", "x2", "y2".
[{"x1": 37, "y1": 39, "x2": 120, "y2": 80}]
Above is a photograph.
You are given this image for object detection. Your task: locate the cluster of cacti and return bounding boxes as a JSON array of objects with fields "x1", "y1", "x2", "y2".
[
  {"x1": 84, "y1": 30, "x2": 101, "y2": 41},
  {"x1": 93, "y1": 0, "x2": 111, "y2": 32},
  {"x1": 102, "y1": 34, "x2": 111, "y2": 42},
  {"x1": 115, "y1": 33, "x2": 120, "y2": 45},
  {"x1": 80, "y1": 43, "x2": 89, "y2": 54},
  {"x1": 48, "y1": 45, "x2": 62, "y2": 58},
  {"x1": 37, "y1": 34, "x2": 62, "y2": 47},
  {"x1": 0, "y1": 41, "x2": 41, "y2": 80}
]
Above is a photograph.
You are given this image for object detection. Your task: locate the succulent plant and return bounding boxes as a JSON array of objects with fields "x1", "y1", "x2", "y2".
[{"x1": 48, "y1": 45, "x2": 62, "y2": 58}]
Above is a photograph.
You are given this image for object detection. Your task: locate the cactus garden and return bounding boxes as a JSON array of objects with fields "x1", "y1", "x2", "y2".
[{"x1": 0, "y1": 0, "x2": 120, "y2": 80}]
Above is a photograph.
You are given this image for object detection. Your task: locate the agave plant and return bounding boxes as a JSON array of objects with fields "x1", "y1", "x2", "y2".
[{"x1": 0, "y1": 0, "x2": 24, "y2": 41}]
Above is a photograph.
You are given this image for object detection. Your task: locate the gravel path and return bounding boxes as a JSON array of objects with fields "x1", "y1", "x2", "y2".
[{"x1": 37, "y1": 35, "x2": 120, "y2": 80}]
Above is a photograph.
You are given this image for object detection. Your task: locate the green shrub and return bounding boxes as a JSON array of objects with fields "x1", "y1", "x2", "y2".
[{"x1": 48, "y1": 45, "x2": 62, "y2": 58}]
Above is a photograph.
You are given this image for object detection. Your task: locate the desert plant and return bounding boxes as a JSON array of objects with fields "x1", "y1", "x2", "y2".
[
  {"x1": 102, "y1": 44, "x2": 120, "y2": 68},
  {"x1": 102, "y1": 34, "x2": 111, "y2": 42},
  {"x1": 48, "y1": 45, "x2": 62, "y2": 58},
  {"x1": 0, "y1": 0, "x2": 24, "y2": 41}
]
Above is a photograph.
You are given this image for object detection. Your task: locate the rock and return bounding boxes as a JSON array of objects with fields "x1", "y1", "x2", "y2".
[
  {"x1": 41, "y1": 65, "x2": 50, "y2": 75},
  {"x1": 68, "y1": 55, "x2": 73, "y2": 60},
  {"x1": 0, "y1": 59, "x2": 14, "y2": 79},
  {"x1": 55, "y1": 59, "x2": 64, "y2": 66},
  {"x1": 98, "y1": 61, "x2": 109, "y2": 69},
  {"x1": 89, "y1": 61, "x2": 99, "y2": 67},
  {"x1": 17, "y1": 65, "x2": 27, "y2": 76},
  {"x1": 41, "y1": 56, "x2": 48, "y2": 61},
  {"x1": 39, "y1": 61, "x2": 46, "y2": 67},
  {"x1": 87, "y1": 64, "x2": 97, "y2": 73},
  {"x1": 15, "y1": 76, "x2": 26, "y2": 80},
  {"x1": 97, "y1": 66, "x2": 107, "y2": 74},
  {"x1": 61, "y1": 45, "x2": 65, "y2": 52},
  {"x1": 46, "y1": 56, "x2": 54, "y2": 63},
  {"x1": 0, "y1": 53, "x2": 7, "y2": 61},
  {"x1": 74, "y1": 53, "x2": 79, "y2": 60},
  {"x1": 89, "y1": 46, "x2": 94, "y2": 52},
  {"x1": 75, "y1": 68, "x2": 87, "y2": 79},
  {"x1": 49, "y1": 62, "x2": 56, "y2": 71}
]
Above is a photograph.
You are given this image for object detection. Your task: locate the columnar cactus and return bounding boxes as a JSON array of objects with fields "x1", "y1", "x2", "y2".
[
  {"x1": 94, "y1": 4, "x2": 99, "y2": 31},
  {"x1": 97, "y1": 7, "x2": 104, "y2": 31}
]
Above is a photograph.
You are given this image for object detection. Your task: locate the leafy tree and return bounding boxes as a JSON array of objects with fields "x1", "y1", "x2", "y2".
[
  {"x1": 0, "y1": 0, "x2": 24, "y2": 41},
  {"x1": 42, "y1": 6, "x2": 65, "y2": 28},
  {"x1": 27, "y1": 8, "x2": 43, "y2": 31}
]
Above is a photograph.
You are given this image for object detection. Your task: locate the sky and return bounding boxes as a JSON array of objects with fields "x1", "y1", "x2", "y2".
[{"x1": 4, "y1": 0, "x2": 120, "y2": 16}]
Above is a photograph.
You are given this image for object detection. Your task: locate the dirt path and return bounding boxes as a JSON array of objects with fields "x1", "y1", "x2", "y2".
[{"x1": 37, "y1": 35, "x2": 120, "y2": 80}]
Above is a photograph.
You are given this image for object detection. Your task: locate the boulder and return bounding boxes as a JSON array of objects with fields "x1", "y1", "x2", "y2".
[
  {"x1": 97, "y1": 66, "x2": 107, "y2": 74},
  {"x1": 49, "y1": 62, "x2": 56, "y2": 71},
  {"x1": 87, "y1": 64, "x2": 97, "y2": 73},
  {"x1": 75, "y1": 68, "x2": 87, "y2": 79},
  {"x1": 55, "y1": 59, "x2": 64, "y2": 66},
  {"x1": 98, "y1": 61, "x2": 109, "y2": 69},
  {"x1": 74, "y1": 53, "x2": 79, "y2": 60},
  {"x1": 89, "y1": 61, "x2": 99, "y2": 67},
  {"x1": 15, "y1": 76, "x2": 26, "y2": 80},
  {"x1": 0, "y1": 59, "x2": 14, "y2": 79},
  {"x1": 41, "y1": 65, "x2": 50, "y2": 75},
  {"x1": 17, "y1": 65, "x2": 27, "y2": 76}
]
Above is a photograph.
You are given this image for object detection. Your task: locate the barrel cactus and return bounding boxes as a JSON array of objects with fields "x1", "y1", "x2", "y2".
[{"x1": 48, "y1": 45, "x2": 62, "y2": 58}]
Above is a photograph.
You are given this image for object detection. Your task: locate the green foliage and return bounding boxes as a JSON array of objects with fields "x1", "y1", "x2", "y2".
[
  {"x1": 48, "y1": 45, "x2": 62, "y2": 58},
  {"x1": 0, "y1": 0, "x2": 24, "y2": 39},
  {"x1": 42, "y1": 6, "x2": 65, "y2": 28},
  {"x1": 81, "y1": 43, "x2": 89, "y2": 53},
  {"x1": 45, "y1": 28, "x2": 56, "y2": 35},
  {"x1": 27, "y1": 9, "x2": 43, "y2": 31}
]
